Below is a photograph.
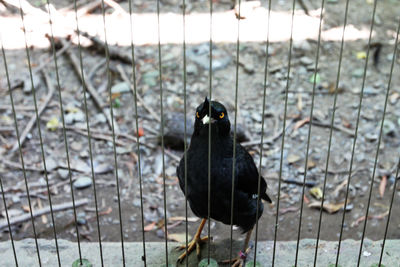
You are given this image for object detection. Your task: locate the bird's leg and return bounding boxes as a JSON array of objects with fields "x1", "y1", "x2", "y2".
[
  {"x1": 177, "y1": 218, "x2": 209, "y2": 263},
  {"x1": 220, "y1": 228, "x2": 253, "y2": 267}
]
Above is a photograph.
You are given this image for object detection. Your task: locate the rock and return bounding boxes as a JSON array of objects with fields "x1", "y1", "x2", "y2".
[
  {"x1": 251, "y1": 112, "x2": 262, "y2": 122},
  {"x1": 293, "y1": 40, "x2": 312, "y2": 52},
  {"x1": 300, "y1": 57, "x2": 313, "y2": 65},
  {"x1": 73, "y1": 176, "x2": 92, "y2": 189},
  {"x1": 45, "y1": 157, "x2": 58, "y2": 172},
  {"x1": 143, "y1": 70, "x2": 159, "y2": 87},
  {"x1": 70, "y1": 141, "x2": 82, "y2": 151},
  {"x1": 187, "y1": 43, "x2": 231, "y2": 70},
  {"x1": 76, "y1": 212, "x2": 87, "y2": 225},
  {"x1": 352, "y1": 68, "x2": 364, "y2": 78},
  {"x1": 111, "y1": 82, "x2": 131, "y2": 94},
  {"x1": 186, "y1": 64, "x2": 198, "y2": 75},
  {"x1": 23, "y1": 74, "x2": 41, "y2": 94},
  {"x1": 57, "y1": 169, "x2": 69, "y2": 180},
  {"x1": 383, "y1": 120, "x2": 396, "y2": 136},
  {"x1": 365, "y1": 132, "x2": 378, "y2": 142},
  {"x1": 364, "y1": 86, "x2": 380, "y2": 95},
  {"x1": 65, "y1": 112, "x2": 85, "y2": 124}
]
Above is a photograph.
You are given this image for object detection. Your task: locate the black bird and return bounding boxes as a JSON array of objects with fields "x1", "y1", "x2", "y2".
[{"x1": 177, "y1": 98, "x2": 271, "y2": 266}]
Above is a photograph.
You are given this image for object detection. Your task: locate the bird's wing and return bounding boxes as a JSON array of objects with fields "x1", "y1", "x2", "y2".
[{"x1": 235, "y1": 144, "x2": 272, "y2": 202}]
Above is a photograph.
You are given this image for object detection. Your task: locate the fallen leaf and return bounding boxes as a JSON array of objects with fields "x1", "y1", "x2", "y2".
[
  {"x1": 356, "y1": 51, "x2": 367, "y2": 59},
  {"x1": 144, "y1": 221, "x2": 157, "y2": 231},
  {"x1": 308, "y1": 201, "x2": 346, "y2": 214},
  {"x1": 293, "y1": 117, "x2": 310, "y2": 131},
  {"x1": 288, "y1": 154, "x2": 301, "y2": 164},
  {"x1": 137, "y1": 127, "x2": 144, "y2": 137},
  {"x1": 168, "y1": 233, "x2": 192, "y2": 243},
  {"x1": 309, "y1": 73, "x2": 320, "y2": 84},
  {"x1": 297, "y1": 94, "x2": 303, "y2": 112},
  {"x1": 379, "y1": 175, "x2": 387, "y2": 198},
  {"x1": 309, "y1": 187, "x2": 323, "y2": 200},
  {"x1": 46, "y1": 117, "x2": 60, "y2": 131},
  {"x1": 303, "y1": 195, "x2": 310, "y2": 204},
  {"x1": 307, "y1": 160, "x2": 316, "y2": 169}
]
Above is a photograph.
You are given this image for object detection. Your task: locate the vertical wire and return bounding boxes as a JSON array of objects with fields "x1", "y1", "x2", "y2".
[
  {"x1": 156, "y1": 0, "x2": 169, "y2": 264},
  {"x1": 99, "y1": 1, "x2": 126, "y2": 265},
  {"x1": 357, "y1": 6, "x2": 396, "y2": 267},
  {"x1": 335, "y1": 0, "x2": 378, "y2": 265},
  {"x1": 17, "y1": 0, "x2": 67, "y2": 265},
  {"x1": 46, "y1": 0, "x2": 104, "y2": 266},
  {"x1": 207, "y1": 0, "x2": 213, "y2": 263},
  {"x1": 294, "y1": 1, "x2": 325, "y2": 265},
  {"x1": 253, "y1": 0, "x2": 272, "y2": 265},
  {"x1": 229, "y1": 0, "x2": 241, "y2": 263},
  {"x1": 127, "y1": 0, "x2": 147, "y2": 265},
  {"x1": 313, "y1": 0, "x2": 350, "y2": 265},
  {"x1": 61, "y1": 1, "x2": 104, "y2": 263},
  {"x1": 71, "y1": 0, "x2": 99, "y2": 263},
  {"x1": 379, "y1": 159, "x2": 400, "y2": 265},
  {"x1": 0, "y1": 176, "x2": 18, "y2": 266},
  {"x1": 0, "y1": 27, "x2": 42, "y2": 267},
  {"x1": 272, "y1": 0, "x2": 296, "y2": 265},
  {"x1": 378, "y1": 17, "x2": 400, "y2": 266},
  {"x1": 182, "y1": 0, "x2": 189, "y2": 266}
]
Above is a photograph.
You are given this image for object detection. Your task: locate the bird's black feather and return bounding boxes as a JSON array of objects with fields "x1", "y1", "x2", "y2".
[{"x1": 177, "y1": 98, "x2": 271, "y2": 233}]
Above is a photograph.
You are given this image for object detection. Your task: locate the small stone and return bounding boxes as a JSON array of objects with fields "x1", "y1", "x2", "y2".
[
  {"x1": 352, "y1": 68, "x2": 364, "y2": 78},
  {"x1": 287, "y1": 154, "x2": 301, "y2": 164},
  {"x1": 364, "y1": 86, "x2": 379, "y2": 95},
  {"x1": 363, "y1": 251, "x2": 371, "y2": 257},
  {"x1": 76, "y1": 212, "x2": 87, "y2": 225},
  {"x1": 365, "y1": 132, "x2": 378, "y2": 142},
  {"x1": 111, "y1": 82, "x2": 130, "y2": 94},
  {"x1": 132, "y1": 199, "x2": 141, "y2": 207},
  {"x1": 293, "y1": 40, "x2": 312, "y2": 52},
  {"x1": 73, "y1": 176, "x2": 92, "y2": 189},
  {"x1": 23, "y1": 74, "x2": 41, "y2": 94},
  {"x1": 70, "y1": 141, "x2": 82, "y2": 151},
  {"x1": 79, "y1": 150, "x2": 89, "y2": 158},
  {"x1": 186, "y1": 64, "x2": 198, "y2": 75},
  {"x1": 383, "y1": 120, "x2": 396, "y2": 136},
  {"x1": 300, "y1": 56, "x2": 313, "y2": 65},
  {"x1": 95, "y1": 113, "x2": 107, "y2": 124},
  {"x1": 251, "y1": 112, "x2": 262, "y2": 122},
  {"x1": 12, "y1": 195, "x2": 21, "y2": 204},
  {"x1": 45, "y1": 158, "x2": 58, "y2": 172},
  {"x1": 57, "y1": 169, "x2": 69, "y2": 180}
]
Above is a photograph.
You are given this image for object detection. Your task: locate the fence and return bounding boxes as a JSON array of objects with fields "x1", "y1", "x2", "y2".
[{"x1": 0, "y1": 0, "x2": 399, "y2": 266}]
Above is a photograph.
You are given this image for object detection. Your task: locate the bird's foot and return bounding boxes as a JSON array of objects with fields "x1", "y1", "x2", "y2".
[
  {"x1": 220, "y1": 246, "x2": 251, "y2": 267},
  {"x1": 176, "y1": 235, "x2": 209, "y2": 263}
]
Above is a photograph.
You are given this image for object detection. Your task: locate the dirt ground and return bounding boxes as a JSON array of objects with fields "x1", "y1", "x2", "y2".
[{"x1": 0, "y1": 0, "x2": 400, "y2": 251}]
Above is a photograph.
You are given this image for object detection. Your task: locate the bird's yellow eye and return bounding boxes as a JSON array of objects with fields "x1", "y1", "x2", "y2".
[
  {"x1": 196, "y1": 112, "x2": 200, "y2": 118},
  {"x1": 219, "y1": 112, "x2": 224, "y2": 119}
]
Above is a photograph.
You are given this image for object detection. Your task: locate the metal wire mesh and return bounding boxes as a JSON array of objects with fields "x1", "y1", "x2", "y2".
[{"x1": 0, "y1": 0, "x2": 399, "y2": 266}]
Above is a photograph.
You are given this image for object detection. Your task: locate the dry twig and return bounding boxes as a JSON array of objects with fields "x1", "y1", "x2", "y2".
[
  {"x1": 0, "y1": 198, "x2": 89, "y2": 230},
  {"x1": 60, "y1": 37, "x2": 119, "y2": 132},
  {"x1": 10, "y1": 75, "x2": 55, "y2": 152}
]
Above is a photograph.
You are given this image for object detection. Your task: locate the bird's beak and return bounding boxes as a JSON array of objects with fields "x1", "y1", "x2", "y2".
[{"x1": 202, "y1": 115, "x2": 211, "y2": 124}]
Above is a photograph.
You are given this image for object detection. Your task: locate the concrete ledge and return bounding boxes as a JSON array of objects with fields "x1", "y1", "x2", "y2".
[{"x1": 0, "y1": 238, "x2": 398, "y2": 266}]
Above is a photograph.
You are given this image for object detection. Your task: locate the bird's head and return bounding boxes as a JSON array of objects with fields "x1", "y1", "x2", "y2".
[{"x1": 193, "y1": 97, "x2": 230, "y2": 137}]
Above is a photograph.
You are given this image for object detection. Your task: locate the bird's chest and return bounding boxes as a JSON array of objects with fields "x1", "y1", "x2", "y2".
[{"x1": 186, "y1": 139, "x2": 235, "y2": 193}]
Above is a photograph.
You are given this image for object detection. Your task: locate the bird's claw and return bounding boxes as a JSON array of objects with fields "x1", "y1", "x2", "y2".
[
  {"x1": 176, "y1": 235, "x2": 209, "y2": 263},
  {"x1": 220, "y1": 246, "x2": 251, "y2": 267}
]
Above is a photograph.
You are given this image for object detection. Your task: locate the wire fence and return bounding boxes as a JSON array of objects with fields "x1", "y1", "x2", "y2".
[{"x1": 0, "y1": 0, "x2": 399, "y2": 266}]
